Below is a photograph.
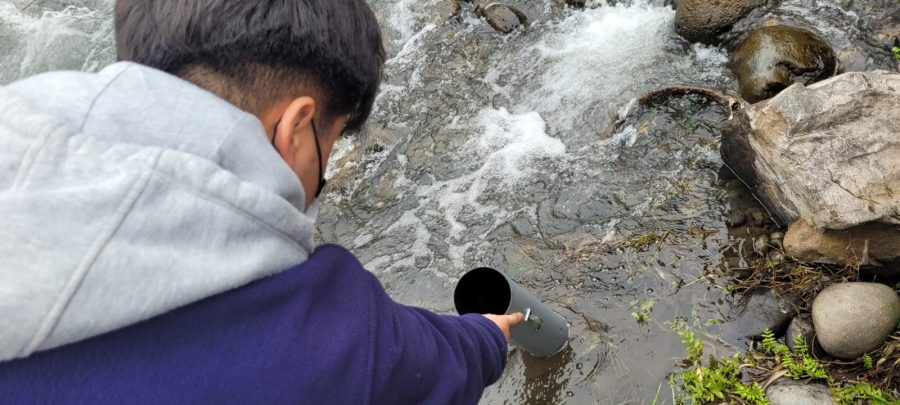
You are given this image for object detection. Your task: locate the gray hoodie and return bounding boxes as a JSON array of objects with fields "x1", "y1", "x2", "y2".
[{"x1": 0, "y1": 62, "x2": 317, "y2": 362}]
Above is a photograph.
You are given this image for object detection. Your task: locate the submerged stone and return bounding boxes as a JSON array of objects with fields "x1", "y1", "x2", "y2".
[
  {"x1": 476, "y1": 3, "x2": 528, "y2": 34},
  {"x1": 725, "y1": 288, "x2": 798, "y2": 339},
  {"x1": 675, "y1": 0, "x2": 767, "y2": 44},
  {"x1": 812, "y1": 282, "x2": 900, "y2": 360},
  {"x1": 731, "y1": 26, "x2": 836, "y2": 103}
]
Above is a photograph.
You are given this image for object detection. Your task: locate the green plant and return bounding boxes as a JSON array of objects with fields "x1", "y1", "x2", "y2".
[
  {"x1": 630, "y1": 299, "x2": 654, "y2": 323},
  {"x1": 759, "y1": 329, "x2": 828, "y2": 380},
  {"x1": 832, "y1": 382, "x2": 896, "y2": 405},
  {"x1": 671, "y1": 324, "x2": 769, "y2": 405},
  {"x1": 893, "y1": 46, "x2": 900, "y2": 61},
  {"x1": 862, "y1": 353, "x2": 874, "y2": 370}
]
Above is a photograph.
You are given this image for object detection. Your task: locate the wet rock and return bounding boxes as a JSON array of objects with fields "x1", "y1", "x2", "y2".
[
  {"x1": 766, "y1": 250, "x2": 784, "y2": 265},
  {"x1": 786, "y1": 314, "x2": 815, "y2": 350},
  {"x1": 839, "y1": 0, "x2": 900, "y2": 50},
  {"x1": 785, "y1": 220, "x2": 900, "y2": 270},
  {"x1": 726, "y1": 288, "x2": 798, "y2": 339},
  {"x1": 769, "y1": 231, "x2": 784, "y2": 248},
  {"x1": 438, "y1": 0, "x2": 462, "y2": 21},
  {"x1": 731, "y1": 26, "x2": 836, "y2": 103},
  {"x1": 812, "y1": 282, "x2": 900, "y2": 360},
  {"x1": 766, "y1": 379, "x2": 835, "y2": 405},
  {"x1": 721, "y1": 71, "x2": 900, "y2": 230},
  {"x1": 753, "y1": 235, "x2": 770, "y2": 256},
  {"x1": 675, "y1": 0, "x2": 767, "y2": 44},
  {"x1": 476, "y1": 3, "x2": 527, "y2": 34}
]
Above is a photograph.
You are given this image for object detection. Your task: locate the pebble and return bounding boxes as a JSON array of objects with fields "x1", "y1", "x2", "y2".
[
  {"x1": 812, "y1": 282, "x2": 900, "y2": 359},
  {"x1": 786, "y1": 314, "x2": 816, "y2": 351},
  {"x1": 753, "y1": 235, "x2": 771, "y2": 256},
  {"x1": 766, "y1": 379, "x2": 835, "y2": 405}
]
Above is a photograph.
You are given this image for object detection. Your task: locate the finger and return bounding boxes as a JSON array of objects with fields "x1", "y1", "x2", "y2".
[{"x1": 506, "y1": 312, "x2": 525, "y2": 325}]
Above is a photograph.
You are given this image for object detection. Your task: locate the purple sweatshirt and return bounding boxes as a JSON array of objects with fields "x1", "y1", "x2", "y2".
[{"x1": 0, "y1": 245, "x2": 507, "y2": 404}]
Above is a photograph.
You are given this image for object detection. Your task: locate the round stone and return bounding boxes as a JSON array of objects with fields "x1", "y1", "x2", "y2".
[
  {"x1": 812, "y1": 282, "x2": 900, "y2": 360},
  {"x1": 754, "y1": 235, "x2": 771, "y2": 256},
  {"x1": 476, "y1": 3, "x2": 527, "y2": 34},
  {"x1": 731, "y1": 26, "x2": 836, "y2": 103}
]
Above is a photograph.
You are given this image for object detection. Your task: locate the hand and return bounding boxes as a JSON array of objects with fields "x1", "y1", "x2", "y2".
[{"x1": 482, "y1": 312, "x2": 524, "y2": 341}]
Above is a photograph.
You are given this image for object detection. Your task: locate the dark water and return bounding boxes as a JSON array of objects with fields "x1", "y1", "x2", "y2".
[{"x1": 1, "y1": 0, "x2": 892, "y2": 402}]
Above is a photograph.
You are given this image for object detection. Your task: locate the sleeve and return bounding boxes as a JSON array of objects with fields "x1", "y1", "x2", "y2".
[{"x1": 364, "y1": 273, "x2": 509, "y2": 405}]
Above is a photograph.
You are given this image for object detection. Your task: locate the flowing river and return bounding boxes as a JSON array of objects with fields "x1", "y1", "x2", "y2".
[{"x1": 1, "y1": 0, "x2": 891, "y2": 402}]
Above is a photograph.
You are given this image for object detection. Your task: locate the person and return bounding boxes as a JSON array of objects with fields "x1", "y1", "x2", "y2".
[{"x1": 0, "y1": 0, "x2": 523, "y2": 403}]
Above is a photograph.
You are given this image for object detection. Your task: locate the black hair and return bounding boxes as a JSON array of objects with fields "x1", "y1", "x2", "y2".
[{"x1": 115, "y1": 0, "x2": 385, "y2": 131}]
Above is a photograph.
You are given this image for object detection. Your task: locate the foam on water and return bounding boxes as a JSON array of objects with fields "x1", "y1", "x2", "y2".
[
  {"x1": 0, "y1": 1, "x2": 114, "y2": 83},
  {"x1": 357, "y1": 108, "x2": 565, "y2": 272},
  {"x1": 486, "y1": 1, "x2": 730, "y2": 136}
]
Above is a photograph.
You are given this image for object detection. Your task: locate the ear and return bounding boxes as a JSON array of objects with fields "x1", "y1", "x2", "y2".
[{"x1": 273, "y1": 96, "x2": 316, "y2": 167}]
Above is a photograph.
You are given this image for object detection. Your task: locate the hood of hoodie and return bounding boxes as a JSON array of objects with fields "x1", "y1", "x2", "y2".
[{"x1": 0, "y1": 63, "x2": 317, "y2": 362}]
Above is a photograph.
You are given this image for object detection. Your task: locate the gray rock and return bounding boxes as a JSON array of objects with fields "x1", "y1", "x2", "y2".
[
  {"x1": 721, "y1": 71, "x2": 900, "y2": 230},
  {"x1": 812, "y1": 282, "x2": 900, "y2": 360},
  {"x1": 726, "y1": 288, "x2": 798, "y2": 339},
  {"x1": 731, "y1": 26, "x2": 836, "y2": 103},
  {"x1": 786, "y1": 314, "x2": 815, "y2": 351},
  {"x1": 438, "y1": 0, "x2": 462, "y2": 21},
  {"x1": 766, "y1": 250, "x2": 785, "y2": 265},
  {"x1": 476, "y1": 3, "x2": 527, "y2": 34},
  {"x1": 766, "y1": 379, "x2": 835, "y2": 405},
  {"x1": 753, "y1": 234, "x2": 771, "y2": 256},
  {"x1": 785, "y1": 220, "x2": 900, "y2": 270},
  {"x1": 675, "y1": 0, "x2": 767, "y2": 44}
]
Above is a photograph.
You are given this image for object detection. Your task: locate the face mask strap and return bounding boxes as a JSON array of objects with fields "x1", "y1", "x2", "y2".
[{"x1": 311, "y1": 119, "x2": 327, "y2": 198}]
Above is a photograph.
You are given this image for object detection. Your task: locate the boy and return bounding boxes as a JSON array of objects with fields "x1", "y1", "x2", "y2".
[{"x1": 0, "y1": 0, "x2": 522, "y2": 403}]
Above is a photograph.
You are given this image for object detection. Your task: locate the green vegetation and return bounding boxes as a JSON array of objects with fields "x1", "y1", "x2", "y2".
[
  {"x1": 893, "y1": 46, "x2": 900, "y2": 60},
  {"x1": 759, "y1": 330, "x2": 828, "y2": 380},
  {"x1": 863, "y1": 353, "x2": 874, "y2": 370},
  {"x1": 670, "y1": 323, "x2": 900, "y2": 404},
  {"x1": 629, "y1": 299, "x2": 654, "y2": 323},
  {"x1": 670, "y1": 322, "x2": 768, "y2": 404},
  {"x1": 832, "y1": 382, "x2": 896, "y2": 405}
]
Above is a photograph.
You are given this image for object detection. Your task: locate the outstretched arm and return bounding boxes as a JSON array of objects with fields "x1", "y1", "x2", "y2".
[{"x1": 363, "y1": 274, "x2": 522, "y2": 404}]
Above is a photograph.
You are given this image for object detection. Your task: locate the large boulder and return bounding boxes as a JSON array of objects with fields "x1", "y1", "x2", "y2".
[
  {"x1": 731, "y1": 26, "x2": 836, "y2": 103},
  {"x1": 721, "y1": 71, "x2": 900, "y2": 230},
  {"x1": 785, "y1": 219, "x2": 900, "y2": 269},
  {"x1": 675, "y1": 0, "x2": 768, "y2": 44},
  {"x1": 812, "y1": 282, "x2": 900, "y2": 360}
]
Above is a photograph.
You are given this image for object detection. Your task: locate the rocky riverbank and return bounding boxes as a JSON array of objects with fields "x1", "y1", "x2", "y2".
[
  {"x1": 674, "y1": 0, "x2": 900, "y2": 402},
  {"x1": 426, "y1": 0, "x2": 899, "y2": 402}
]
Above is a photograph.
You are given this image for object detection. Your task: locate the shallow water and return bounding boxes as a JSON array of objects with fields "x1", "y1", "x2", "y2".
[{"x1": 0, "y1": 0, "x2": 891, "y2": 403}]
